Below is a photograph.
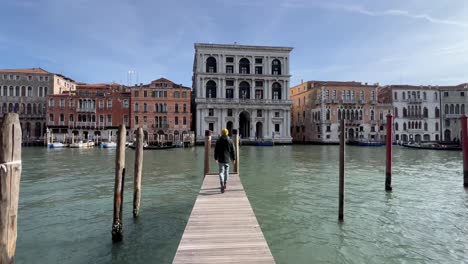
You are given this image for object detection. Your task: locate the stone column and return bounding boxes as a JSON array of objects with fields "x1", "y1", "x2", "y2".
[
  {"x1": 285, "y1": 80, "x2": 289, "y2": 100},
  {"x1": 234, "y1": 78, "x2": 239, "y2": 99},
  {"x1": 251, "y1": 79, "x2": 255, "y2": 100},
  {"x1": 217, "y1": 78, "x2": 221, "y2": 99}
]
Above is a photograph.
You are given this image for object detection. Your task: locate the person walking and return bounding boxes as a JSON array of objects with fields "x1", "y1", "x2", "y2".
[{"x1": 214, "y1": 129, "x2": 236, "y2": 193}]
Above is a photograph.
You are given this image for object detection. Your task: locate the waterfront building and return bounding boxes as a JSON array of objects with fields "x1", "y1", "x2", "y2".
[
  {"x1": 46, "y1": 83, "x2": 131, "y2": 142},
  {"x1": 290, "y1": 81, "x2": 388, "y2": 143},
  {"x1": 439, "y1": 83, "x2": 468, "y2": 142},
  {"x1": 129, "y1": 78, "x2": 192, "y2": 143},
  {"x1": 0, "y1": 68, "x2": 77, "y2": 143},
  {"x1": 379, "y1": 85, "x2": 442, "y2": 143},
  {"x1": 192, "y1": 43, "x2": 293, "y2": 144}
]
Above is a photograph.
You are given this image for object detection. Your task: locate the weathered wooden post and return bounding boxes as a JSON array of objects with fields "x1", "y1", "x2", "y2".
[
  {"x1": 204, "y1": 130, "x2": 211, "y2": 176},
  {"x1": 0, "y1": 113, "x2": 22, "y2": 263},
  {"x1": 232, "y1": 129, "x2": 240, "y2": 173},
  {"x1": 386, "y1": 114, "x2": 393, "y2": 191},
  {"x1": 133, "y1": 128, "x2": 144, "y2": 217},
  {"x1": 339, "y1": 119, "x2": 345, "y2": 222},
  {"x1": 461, "y1": 115, "x2": 468, "y2": 187},
  {"x1": 112, "y1": 124, "x2": 126, "y2": 241}
]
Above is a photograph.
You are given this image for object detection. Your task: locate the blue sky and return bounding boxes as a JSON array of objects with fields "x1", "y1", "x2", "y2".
[{"x1": 1, "y1": 0, "x2": 467, "y2": 87}]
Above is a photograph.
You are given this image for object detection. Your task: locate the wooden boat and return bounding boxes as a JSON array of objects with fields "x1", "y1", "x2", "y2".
[
  {"x1": 347, "y1": 140, "x2": 385, "y2": 147},
  {"x1": 402, "y1": 142, "x2": 461, "y2": 151}
]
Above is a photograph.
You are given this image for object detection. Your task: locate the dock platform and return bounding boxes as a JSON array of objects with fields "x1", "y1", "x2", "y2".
[{"x1": 172, "y1": 173, "x2": 275, "y2": 264}]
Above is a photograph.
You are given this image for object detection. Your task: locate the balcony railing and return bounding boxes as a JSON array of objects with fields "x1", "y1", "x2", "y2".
[
  {"x1": 445, "y1": 114, "x2": 463, "y2": 119},
  {"x1": 75, "y1": 122, "x2": 97, "y2": 127},
  {"x1": 196, "y1": 98, "x2": 292, "y2": 105},
  {"x1": 77, "y1": 108, "x2": 96, "y2": 113},
  {"x1": 341, "y1": 99, "x2": 356, "y2": 104}
]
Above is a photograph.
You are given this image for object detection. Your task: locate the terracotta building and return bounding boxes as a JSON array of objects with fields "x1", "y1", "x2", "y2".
[
  {"x1": 46, "y1": 83, "x2": 131, "y2": 142},
  {"x1": 291, "y1": 81, "x2": 391, "y2": 143},
  {"x1": 130, "y1": 78, "x2": 192, "y2": 142},
  {"x1": 0, "y1": 68, "x2": 77, "y2": 143}
]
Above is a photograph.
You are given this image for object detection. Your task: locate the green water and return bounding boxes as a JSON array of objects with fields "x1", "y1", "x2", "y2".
[{"x1": 16, "y1": 146, "x2": 468, "y2": 263}]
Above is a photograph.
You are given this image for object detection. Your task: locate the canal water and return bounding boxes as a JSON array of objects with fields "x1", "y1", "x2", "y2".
[{"x1": 17, "y1": 146, "x2": 468, "y2": 263}]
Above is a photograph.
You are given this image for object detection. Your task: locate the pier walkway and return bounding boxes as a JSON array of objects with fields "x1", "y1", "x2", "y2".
[{"x1": 172, "y1": 172, "x2": 275, "y2": 264}]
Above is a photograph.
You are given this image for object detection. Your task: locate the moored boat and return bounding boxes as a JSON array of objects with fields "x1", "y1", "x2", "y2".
[
  {"x1": 100, "y1": 142, "x2": 117, "y2": 148},
  {"x1": 255, "y1": 141, "x2": 274, "y2": 146},
  {"x1": 402, "y1": 142, "x2": 461, "y2": 151},
  {"x1": 69, "y1": 141, "x2": 95, "y2": 148},
  {"x1": 48, "y1": 142, "x2": 65, "y2": 148}
]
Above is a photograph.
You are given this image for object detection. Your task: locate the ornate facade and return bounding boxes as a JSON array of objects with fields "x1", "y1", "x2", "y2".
[
  {"x1": 192, "y1": 43, "x2": 293, "y2": 144},
  {"x1": 0, "y1": 68, "x2": 77, "y2": 143}
]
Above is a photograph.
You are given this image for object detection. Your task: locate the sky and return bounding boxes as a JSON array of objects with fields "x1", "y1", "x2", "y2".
[{"x1": 0, "y1": 0, "x2": 467, "y2": 87}]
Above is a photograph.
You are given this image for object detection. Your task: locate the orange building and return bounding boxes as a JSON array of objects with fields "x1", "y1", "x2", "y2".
[
  {"x1": 130, "y1": 78, "x2": 192, "y2": 142},
  {"x1": 291, "y1": 81, "x2": 391, "y2": 143}
]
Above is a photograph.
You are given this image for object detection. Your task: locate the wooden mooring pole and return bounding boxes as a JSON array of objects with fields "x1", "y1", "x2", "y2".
[
  {"x1": 233, "y1": 129, "x2": 239, "y2": 173},
  {"x1": 133, "y1": 127, "x2": 144, "y2": 217},
  {"x1": 0, "y1": 113, "x2": 22, "y2": 263},
  {"x1": 112, "y1": 125, "x2": 126, "y2": 241},
  {"x1": 204, "y1": 130, "x2": 211, "y2": 176},
  {"x1": 462, "y1": 115, "x2": 468, "y2": 187},
  {"x1": 339, "y1": 119, "x2": 345, "y2": 222},
  {"x1": 385, "y1": 114, "x2": 393, "y2": 191}
]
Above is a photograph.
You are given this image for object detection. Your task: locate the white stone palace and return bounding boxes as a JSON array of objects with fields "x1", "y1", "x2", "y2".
[{"x1": 192, "y1": 43, "x2": 293, "y2": 144}]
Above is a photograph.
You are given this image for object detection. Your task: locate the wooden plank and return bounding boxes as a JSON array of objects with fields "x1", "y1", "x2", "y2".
[{"x1": 173, "y1": 174, "x2": 275, "y2": 264}]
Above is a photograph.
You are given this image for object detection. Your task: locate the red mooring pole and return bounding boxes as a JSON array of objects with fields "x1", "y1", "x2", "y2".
[
  {"x1": 385, "y1": 114, "x2": 393, "y2": 191},
  {"x1": 461, "y1": 115, "x2": 468, "y2": 187}
]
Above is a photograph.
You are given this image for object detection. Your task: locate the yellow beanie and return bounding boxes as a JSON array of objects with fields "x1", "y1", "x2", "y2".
[{"x1": 221, "y1": 129, "x2": 229, "y2": 136}]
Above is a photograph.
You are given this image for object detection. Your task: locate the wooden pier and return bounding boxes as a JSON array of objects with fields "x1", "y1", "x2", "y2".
[{"x1": 172, "y1": 172, "x2": 275, "y2": 264}]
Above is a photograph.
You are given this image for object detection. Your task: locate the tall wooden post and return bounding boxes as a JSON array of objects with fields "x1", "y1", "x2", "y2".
[
  {"x1": 112, "y1": 124, "x2": 126, "y2": 241},
  {"x1": 0, "y1": 113, "x2": 22, "y2": 263},
  {"x1": 338, "y1": 119, "x2": 345, "y2": 222},
  {"x1": 204, "y1": 130, "x2": 211, "y2": 176},
  {"x1": 232, "y1": 129, "x2": 240, "y2": 173},
  {"x1": 133, "y1": 128, "x2": 144, "y2": 218},
  {"x1": 462, "y1": 115, "x2": 468, "y2": 187},
  {"x1": 386, "y1": 114, "x2": 393, "y2": 191}
]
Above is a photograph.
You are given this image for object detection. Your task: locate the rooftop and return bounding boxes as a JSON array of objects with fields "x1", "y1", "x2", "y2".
[
  {"x1": 195, "y1": 43, "x2": 293, "y2": 52},
  {"x1": 0, "y1": 67, "x2": 50, "y2": 74}
]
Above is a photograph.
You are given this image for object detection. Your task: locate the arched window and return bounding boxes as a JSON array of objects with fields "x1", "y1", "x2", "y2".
[
  {"x1": 174, "y1": 91, "x2": 180, "y2": 98},
  {"x1": 38, "y1": 103, "x2": 42, "y2": 114},
  {"x1": 14, "y1": 103, "x2": 19, "y2": 113},
  {"x1": 326, "y1": 109, "x2": 330, "y2": 120},
  {"x1": 379, "y1": 112, "x2": 383, "y2": 120},
  {"x1": 206, "y1": 57, "x2": 217, "y2": 73},
  {"x1": 272, "y1": 59, "x2": 281, "y2": 75},
  {"x1": 39, "y1": 87, "x2": 43, "y2": 97},
  {"x1": 395, "y1": 122, "x2": 399, "y2": 131},
  {"x1": 462, "y1": 104, "x2": 465, "y2": 114},
  {"x1": 239, "y1": 81, "x2": 250, "y2": 99},
  {"x1": 2, "y1": 103, "x2": 7, "y2": 113},
  {"x1": 9, "y1": 86, "x2": 13, "y2": 96},
  {"x1": 402, "y1": 92, "x2": 406, "y2": 100},
  {"x1": 403, "y1": 107, "x2": 407, "y2": 117},
  {"x1": 183, "y1": 104, "x2": 187, "y2": 113},
  {"x1": 20, "y1": 103, "x2": 25, "y2": 114},
  {"x1": 445, "y1": 104, "x2": 449, "y2": 114},
  {"x1": 2, "y1": 86, "x2": 6, "y2": 96},
  {"x1": 135, "y1": 103, "x2": 139, "y2": 112},
  {"x1": 450, "y1": 104, "x2": 454, "y2": 114},
  {"x1": 239, "y1": 58, "x2": 250, "y2": 74},
  {"x1": 26, "y1": 103, "x2": 31, "y2": 114},
  {"x1": 359, "y1": 110, "x2": 363, "y2": 120},
  {"x1": 28, "y1": 86, "x2": 32, "y2": 96},
  {"x1": 423, "y1": 107, "x2": 428, "y2": 118},
  {"x1": 160, "y1": 104, "x2": 164, "y2": 112},
  {"x1": 435, "y1": 107, "x2": 440, "y2": 118},
  {"x1": 175, "y1": 103, "x2": 179, "y2": 113},
  {"x1": 455, "y1": 104, "x2": 460, "y2": 114},
  {"x1": 206, "y1": 80, "x2": 217, "y2": 98},
  {"x1": 394, "y1": 107, "x2": 399, "y2": 117},
  {"x1": 8, "y1": 103, "x2": 13, "y2": 112},
  {"x1": 355, "y1": 110, "x2": 359, "y2": 120},
  {"x1": 338, "y1": 109, "x2": 342, "y2": 120},
  {"x1": 346, "y1": 109, "x2": 350, "y2": 120},
  {"x1": 143, "y1": 103, "x2": 147, "y2": 112},
  {"x1": 272, "y1": 82, "x2": 281, "y2": 100},
  {"x1": 370, "y1": 110, "x2": 374, "y2": 121},
  {"x1": 21, "y1": 86, "x2": 26, "y2": 96},
  {"x1": 424, "y1": 122, "x2": 428, "y2": 131},
  {"x1": 403, "y1": 122, "x2": 407, "y2": 130},
  {"x1": 33, "y1": 104, "x2": 37, "y2": 114},
  {"x1": 15, "y1": 86, "x2": 20, "y2": 96},
  {"x1": 164, "y1": 103, "x2": 167, "y2": 112}
]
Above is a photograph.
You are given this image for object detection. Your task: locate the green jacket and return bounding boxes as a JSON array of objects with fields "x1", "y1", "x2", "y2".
[{"x1": 214, "y1": 135, "x2": 236, "y2": 163}]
